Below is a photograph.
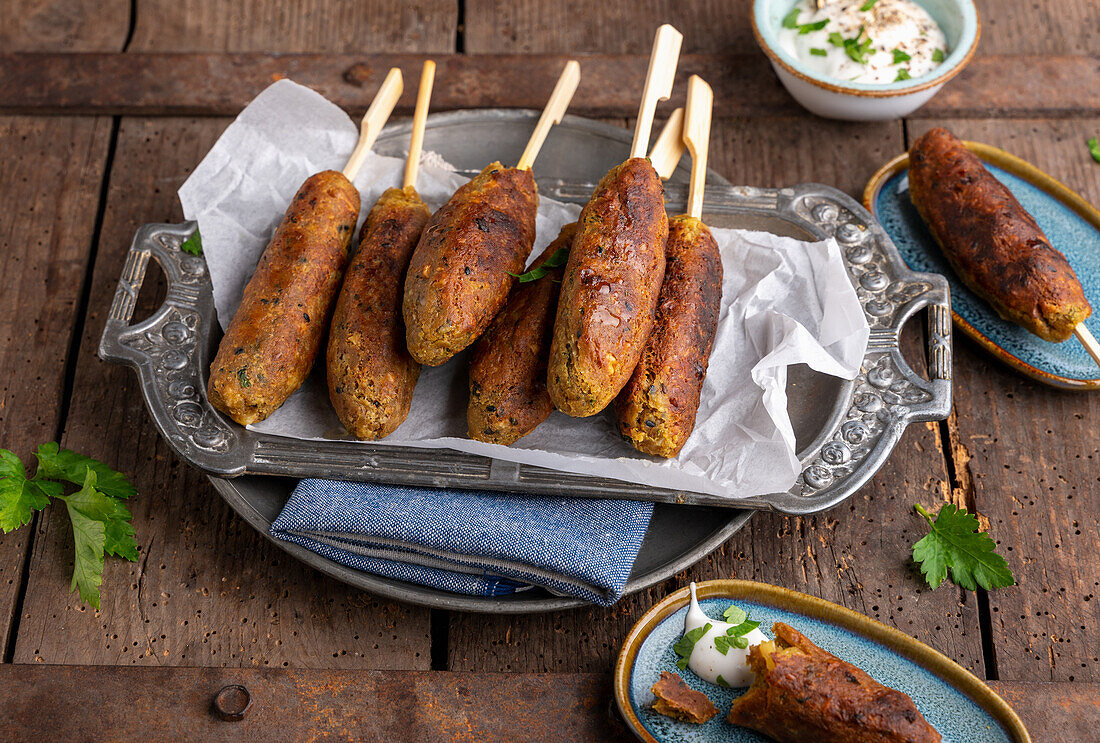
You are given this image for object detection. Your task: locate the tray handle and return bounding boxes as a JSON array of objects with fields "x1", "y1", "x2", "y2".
[
  {"x1": 895, "y1": 281, "x2": 953, "y2": 421},
  {"x1": 98, "y1": 222, "x2": 240, "y2": 462}
]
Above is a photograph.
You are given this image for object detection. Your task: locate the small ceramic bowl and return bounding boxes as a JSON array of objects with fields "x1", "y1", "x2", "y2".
[{"x1": 751, "y1": 0, "x2": 980, "y2": 121}]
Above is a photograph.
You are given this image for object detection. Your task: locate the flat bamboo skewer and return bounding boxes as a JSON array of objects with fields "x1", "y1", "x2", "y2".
[
  {"x1": 683, "y1": 75, "x2": 713, "y2": 220},
  {"x1": 403, "y1": 61, "x2": 436, "y2": 189},
  {"x1": 1075, "y1": 324, "x2": 1100, "y2": 368},
  {"x1": 630, "y1": 24, "x2": 683, "y2": 159},
  {"x1": 648, "y1": 107, "x2": 685, "y2": 180},
  {"x1": 342, "y1": 67, "x2": 404, "y2": 181},
  {"x1": 516, "y1": 60, "x2": 581, "y2": 171}
]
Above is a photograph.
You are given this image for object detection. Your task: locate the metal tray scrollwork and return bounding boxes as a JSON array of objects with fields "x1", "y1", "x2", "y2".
[{"x1": 99, "y1": 181, "x2": 950, "y2": 516}]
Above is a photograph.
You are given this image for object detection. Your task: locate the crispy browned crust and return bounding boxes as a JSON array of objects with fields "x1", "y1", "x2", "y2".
[
  {"x1": 616, "y1": 215, "x2": 722, "y2": 457},
  {"x1": 327, "y1": 186, "x2": 431, "y2": 440},
  {"x1": 403, "y1": 162, "x2": 538, "y2": 366},
  {"x1": 727, "y1": 623, "x2": 941, "y2": 743},
  {"x1": 208, "y1": 170, "x2": 359, "y2": 425},
  {"x1": 650, "y1": 671, "x2": 718, "y2": 724},
  {"x1": 547, "y1": 158, "x2": 668, "y2": 417},
  {"x1": 908, "y1": 127, "x2": 1092, "y2": 342},
  {"x1": 467, "y1": 223, "x2": 575, "y2": 445}
]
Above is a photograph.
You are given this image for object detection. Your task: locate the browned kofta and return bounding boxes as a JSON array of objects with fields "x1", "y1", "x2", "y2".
[
  {"x1": 547, "y1": 157, "x2": 668, "y2": 417},
  {"x1": 616, "y1": 215, "x2": 722, "y2": 457},
  {"x1": 327, "y1": 186, "x2": 431, "y2": 440},
  {"x1": 403, "y1": 162, "x2": 539, "y2": 366},
  {"x1": 208, "y1": 170, "x2": 359, "y2": 426},
  {"x1": 468, "y1": 222, "x2": 576, "y2": 445},
  {"x1": 909, "y1": 127, "x2": 1092, "y2": 342}
]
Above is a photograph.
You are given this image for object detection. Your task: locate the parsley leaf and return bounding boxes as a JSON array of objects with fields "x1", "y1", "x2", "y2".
[
  {"x1": 714, "y1": 634, "x2": 749, "y2": 654},
  {"x1": 730, "y1": 619, "x2": 761, "y2": 636},
  {"x1": 828, "y1": 31, "x2": 846, "y2": 47},
  {"x1": 0, "y1": 451, "x2": 58, "y2": 532},
  {"x1": 36, "y1": 442, "x2": 136, "y2": 500},
  {"x1": 509, "y1": 247, "x2": 569, "y2": 283},
  {"x1": 673, "y1": 622, "x2": 711, "y2": 670},
  {"x1": 809, "y1": 47, "x2": 828, "y2": 56},
  {"x1": 180, "y1": 230, "x2": 203, "y2": 256},
  {"x1": 860, "y1": 0, "x2": 879, "y2": 10},
  {"x1": 834, "y1": 26, "x2": 875, "y2": 64},
  {"x1": 722, "y1": 604, "x2": 747, "y2": 624},
  {"x1": 1088, "y1": 137, "x2": 1100, "y2": 164},
  {"x1": 715, "y1": 674, "x2": 731, "y2": 688},
  {"x1": 58, "y1": 470, "x2": 109, "y2": 609},
  {"x1": 781, "y1": 7, "x2": 800, "y2": 29},
  {"x1": 797, "y1": 20, "x2": 829, "y2": 34},
  {"x1": 892, "y1": 48, "x2": 911, "y2": 64},
  {"x1": 932, "y1": 48, "x2": 945, "y2": 63},
  {"x1": 912, "y1": 504, "x2": 1015, "y2": 592},
  {"x1": 895, "y1": 69, "x2": 912, "y2": 82}
]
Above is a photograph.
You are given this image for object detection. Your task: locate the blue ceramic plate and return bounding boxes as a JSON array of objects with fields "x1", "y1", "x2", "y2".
[
  {"x1": 864, "y1": 143, "x2": 1100, "y2": 390},
  {"x1": 614, "y1": 580, "x2": 1029, "y2": 743}
]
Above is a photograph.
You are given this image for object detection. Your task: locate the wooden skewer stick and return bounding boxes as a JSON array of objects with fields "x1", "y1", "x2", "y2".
[
  {"x1": 630, "y1": 24, "x2": 683, "y2": 159},
  {"x1": 403, "y1": 60, "x2": 436, "y2": 189},
  {"x1": 1075, "y1": 324, "x2": 1100, "y2": 368},
  {"x1": 342, "y1": 67, "x2": 404, "y2": 182},
  {"x1": 516, "y1": 60, "x2": 581, "y2": 171},
  {"x1": 648, "y1": 107, "x2": 685, "y2": 180},
  {"x1": 683, "y1": 75, "x2": 713, "y2": 220}
]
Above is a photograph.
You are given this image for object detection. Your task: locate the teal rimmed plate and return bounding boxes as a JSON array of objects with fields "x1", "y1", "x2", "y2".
[
  {"x1": 613, "y1": 580, "x2": 1029, "y2": 743},
  {"x1": 864, "y1": 142, "x2": 1100, "y2": 390}
]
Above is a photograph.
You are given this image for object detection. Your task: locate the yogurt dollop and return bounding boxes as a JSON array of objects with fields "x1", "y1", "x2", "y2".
[
  {"x1": 681, "y1": 582, "x2": 770, "y2": 688},
  {"x1": 777, "y1": 0, "x2": 947, "y2": 85}
]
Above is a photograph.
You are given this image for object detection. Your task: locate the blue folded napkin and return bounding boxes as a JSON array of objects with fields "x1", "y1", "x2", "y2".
[{"x1": 270, "y1": 479, "x2": 654, "y2": 606}]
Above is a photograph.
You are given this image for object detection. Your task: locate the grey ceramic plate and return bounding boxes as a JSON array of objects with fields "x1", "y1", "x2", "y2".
[{"x1": 99, "y1": 110, "x2": 952, "y2": 611}]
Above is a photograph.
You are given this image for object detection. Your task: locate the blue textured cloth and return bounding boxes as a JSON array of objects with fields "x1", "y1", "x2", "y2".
[{"x1": 270, "y1": 479, "x2": 654, "y2": 606}]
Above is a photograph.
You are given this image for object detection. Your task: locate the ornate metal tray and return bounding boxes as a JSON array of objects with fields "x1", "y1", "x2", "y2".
[{"x1": 98, "y1": 111, "x2": 951, "y2": 611}]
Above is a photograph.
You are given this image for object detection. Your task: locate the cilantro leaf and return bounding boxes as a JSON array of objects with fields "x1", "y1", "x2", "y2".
[
  {"x1": 509, "y1": 247, "x2": 569, "y2": 283},
  {"x1": 781, "y1": 8, "x2": 800, "y2": 29},
  {"x1": 0, "y1": 450, "x2": 58, "y2": 532},
  {"x1": 722, "y1": 604, "x2": 747, "y2": 624},
  {"x1": 673, "y1": 622, "x2": 711, "y2": 670},
  {"x1": 860, "y1": 0, "x2": 879, "y2": 10},
  {"x1": 797, "y1": 20, "x2": 829, "y2": 34},
  {"x1": 895, "y1": 69, "x2": 912, "y2": 82},
  {"x1": 730, "y1": 619, "x2": 761, "y2": 637},
  {"x1": 180, "y1": 230, "x2": 203, "y2": 256},
  {"x1": 892, "y1": 48, "x2": 911, "y2": 64},
  {"x1": 714, "y1": 634, "x2": 749, "y2": 654},
  {"x1": 715, "y1": 674, "x2": 731, "y2": 688},
  {"x1": 932, "y1": 48, "x2": 945, "y2": 63},
  {"x1": 912, "y1": 504, "x2": 1015, "y2": 592},
  {"x1": 1089, "y1": 137, "x2": 1100, "y2": 164},
  {"x1": 35, "y1": 443, "x2": 136, "y2": 500}
]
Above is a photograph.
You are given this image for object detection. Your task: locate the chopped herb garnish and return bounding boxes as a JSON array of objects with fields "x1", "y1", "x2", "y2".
[
  {"x1": 712, "y1": 606, "x2": 761, "y2": 654},
  {"x1": 836, "y1": 26, "x2": 874, "y2": 64},
  {"x1": 895, "y1": 68, "x2": 912, "y2": 81},
  {"x1": 508, "y1": 247, "x2": 569, "y2": 283},
  {"x1": 828, "y1": 31, "x2": 846, "y2": 47},
  {"x1": 860, "y1": 0, "x2": 879, "y2": 10},
  {"x1": 781, "y1": 7, "x2": 800, "y2": 29},
  {"x1": 809, "y1": 47, "x2": 828, "y2": 56},
  {"x1": 932, "y1": 48, "x2": 945, "y2": 63},
  {"x1": 714, "y1": 634, "x2": 749, "y2": 654},
  {"x1": 722, "y1": 604, "x2": 747, "y2": 624},
  {"x1": 797, "y1": 19, "x2": 829, "y2": 34},
  {"x1": 180, "y1": 230, "x2": 203, "y2": 256},
  {"x1": 673, "y1": 622, "x2": 712, "y2": 670},
  {"x1": 892, "y1": 48, "x2": 911, "y2": 64},
  {"x1": 1087, "y1": 137, "x2": 1100, "y2": 163},
  {"x1": 237, "y1": 368, "x2": 251, "y2": 388},
  {"x1": 912, "y1": 503, "x2": 1015, "y2": 592},
  {"x1": 715, "y1": 674, "x2": 731, "y2": 688}
]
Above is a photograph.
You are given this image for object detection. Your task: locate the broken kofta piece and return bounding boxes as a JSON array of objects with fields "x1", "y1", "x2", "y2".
[
  {"x1": 727, "y1": 623, "x2": 940, "y2": 743},
  {"x1": 650, "y1": 670, "x2": 718, "y2": 724}
]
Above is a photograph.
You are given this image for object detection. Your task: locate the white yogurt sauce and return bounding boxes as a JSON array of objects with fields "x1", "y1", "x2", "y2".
[
  {"x1": 681, "y1": 582, "x2": 770, "y2": 688},
  {"x1": 777, "y1": 0, "x2": 947, "y2": 84}
]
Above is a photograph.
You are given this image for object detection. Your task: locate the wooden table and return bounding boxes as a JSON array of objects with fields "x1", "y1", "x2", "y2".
[{"x1": 1, "y1": 1, "x2": 1097, "y2": 739}]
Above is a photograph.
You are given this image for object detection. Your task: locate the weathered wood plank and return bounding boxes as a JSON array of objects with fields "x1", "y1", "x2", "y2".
[
  {"x1": 906, "y1": 117, "x2": 1100, "y2": 683},
  {"x1": 128, "y1": 0, "x2": 457, "y2": 53},
  {"x1": 0, "y1": 116, "x2": 113, "y2": 658},
  {"x1": 449, "y1": 116, "x2": 984, "y2": 675},
  {"x1": 0, "y1": 53, "x2": 1096, "y2": 119},
  {"x1": 11, "y1": 117, "x2": 431, "y2": 669},
  {"x1": 0, "y1": 665, "x2": 1089, "y2": 741},
  {"x1": 0, "y1": 0, "x2": 130, "y2": 51},
  {"x1": 975, "y1": 0, "x2": 1099, "y2": 55}
]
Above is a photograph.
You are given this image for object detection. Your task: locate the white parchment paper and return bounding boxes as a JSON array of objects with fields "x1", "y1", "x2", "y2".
[{"x1": 179, "y1": 80, "x2": 870, "y2": 499}]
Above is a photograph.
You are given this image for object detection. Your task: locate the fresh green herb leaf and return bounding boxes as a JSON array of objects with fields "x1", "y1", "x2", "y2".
[
  {"x1": 1088, "y1": 137, "x2": 1100, "y2": 164},
  {"x1": 508, "y1": 247, "x2": 569, "y2": 283},
  {"x1": 892, "y1": 48, "x2": 911, "y2": 64},
  {"x1": 797, "y1": 19, "x2": 829, "y2": 34},
  {"x1": 237, "y1": 368, "x2": 251, "y2": 388},
  {"x1": 180, "y1": 230, "x2": 203, "y2": 256},
  {"x1": 809, "y1": 47, "x2": 828, "y2": 56},
  {"x1": 932, "y1": 48, "x2": 945, "y2": 63},
  {"x1": 35, "y1": 442, "x2": 136, "y2": 500},
  {"x1": 714, "y1": 634, "x2": 749, "y2": 654},
  {"x1": 715, "y1": 674, "x2": 731, "y2": 688},
  {"x1": 673, "y1": 622, "x2": 712, "y2": 670},
  {"x1": 860, "y1": 0, "x2": 879, "y2": 10},
  {"x1": 836, "y1": 26, "x2": 874, "y2": 64},
  {"x1": 912, "y1": 503, "x2": 1015, "y2": 592},
  {"x1": 895, "y1": 68, "x2": 912, "y2": 81},
  {"x1": 730, "y1": 619, "x2": 761, "y2": 637},
  {"x1": 722, "y1": 604, "x2": 748, "y2": 624},
  {"x1": 828, "y1": 31, "x2": 846, "y2": 47},
  {"x1": 0, "y1": 448, "x2": 139, "y2": 609},
  {"x1": 781, "y1": 7, "x2": 800, "y2": 29}
]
